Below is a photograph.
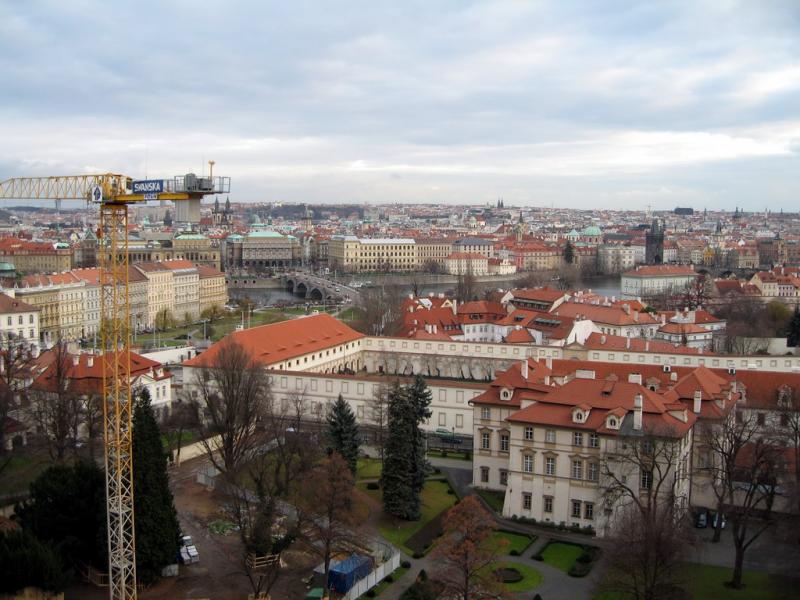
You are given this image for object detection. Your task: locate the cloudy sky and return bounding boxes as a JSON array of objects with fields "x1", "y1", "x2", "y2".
[{"x1": 1, "y1": 1, "x2": 798, "y2": 209}]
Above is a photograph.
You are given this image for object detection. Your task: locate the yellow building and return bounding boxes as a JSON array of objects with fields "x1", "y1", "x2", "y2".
[
  {"x1": 171, "y1": 233, "x2": 222, "y2": 270},
  {"x1": 135, "y1": 262, "x2": 175, "y2": 328},
  {"x1": 328, "y1": 236, "x2": 417, "y2": 272},
  {"x1": 0, "y1": 238, "x2": 72, "y2": 274},
  {"x1": 415, "y1": 238, "x2": 452, "y2": 270},
  {"x1": 197, "y1": 265, "x2": 228, "y2": 314}
]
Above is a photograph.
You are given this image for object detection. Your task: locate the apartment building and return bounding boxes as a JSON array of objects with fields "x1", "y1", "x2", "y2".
[
  {"x1": 135, "y1": 262, "x2": 175, "y2": 328},
  {"x1": 329, "y1": 236, "x2": 417, "y2": 272},
  {"x1": 0, "y1": 292, "x2": 39, "y2": 349},
  {"x1": 163, "y1": 260, "x2": 200, "y2": 322},
  {"x1": 415, "y1": 238, "x2": 452, "y2": 269},
  {"x1": 197, "y1": 265, "x2": 228, "y2": 314},
  {"x1": 171, "y1": 232, "x2": 222, "y2": 270},
  {"x1": 444, "y1": 252, "x2": 490, "y2": 276},
  {"x1": 0, "y1": 238, "x2": 73, "y2": 274}
]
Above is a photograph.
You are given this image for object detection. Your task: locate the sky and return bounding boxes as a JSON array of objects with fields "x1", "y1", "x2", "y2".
[{"x1": 1, "y1": 1, "x2": 799, "y2": 210}]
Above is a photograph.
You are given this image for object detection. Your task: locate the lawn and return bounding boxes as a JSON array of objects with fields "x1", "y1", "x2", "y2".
[
  {"x1": 491, "y1": 562, "x2": 543, "y2": 592},
  {"x1": 475, "y1": 488, "x2": 505, "y2": 512},
  {"x1": 540, "y1": 541, "x2": 585, "y2": 572},
  {"x1": 488, "y1": 530, "x2": 535, "y2": 556},
  {"x1": 594, "y1": 563, "x2": 795, "y2": 600},
  {"x1": 370, "y1": 480, "x2": 458, "y2": 554},
  {"x1": 682, "y1": 563, "x2": 794, "y2": 600},
  {"x1": 356, "y1": 458, "x2": 382, "y2": 481},
  {"x1": 338, "y1": 307, "x2": 363, "y2": 322}
]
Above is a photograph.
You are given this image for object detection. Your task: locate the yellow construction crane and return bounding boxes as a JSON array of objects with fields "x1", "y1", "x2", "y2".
[{"x1": 0, "y1": 168, "x2": 229, "y2": 600}]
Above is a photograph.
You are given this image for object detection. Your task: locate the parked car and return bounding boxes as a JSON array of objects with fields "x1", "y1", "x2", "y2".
[
  {"x1": 179, "y1": 534, "x2": 199, "y2": 564},
  {"x1": 695, "y1": 509, "x2": 709, "y2": 528}
]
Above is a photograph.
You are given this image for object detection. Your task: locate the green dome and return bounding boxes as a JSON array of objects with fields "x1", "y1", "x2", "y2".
[
  {"x1": 582, "y1": 225, "x2": 602, "y2": 236},
  {"x1": 0, "y1": 262, "x2": 15, "y2": 271}
]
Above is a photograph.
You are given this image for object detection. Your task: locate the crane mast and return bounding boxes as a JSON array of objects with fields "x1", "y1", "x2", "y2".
[{"x1": 0, "y1": 168, "x2": 229, "y2": 600}]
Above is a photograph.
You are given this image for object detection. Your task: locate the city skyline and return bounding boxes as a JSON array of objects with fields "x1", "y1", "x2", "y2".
[{"x1": 1, "y1": 1, "x2": 798, "y2": 209}]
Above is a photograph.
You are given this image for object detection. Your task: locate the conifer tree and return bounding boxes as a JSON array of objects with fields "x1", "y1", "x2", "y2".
[
  {"x1": 327, "y1": 394, "x2": 360, "y2": 474},
  {"x1": 132, "y1": 387, "x2": 181, "y2": 585},
  {"x1": 788, "y1": 306, "x2": 800, "y2": 347},
  {"x1": 406, "y1": 375, "x2": 432, "y2": 505},
  {"x1": 382, "y1": 382, "x2": 416, "y2": 519}
]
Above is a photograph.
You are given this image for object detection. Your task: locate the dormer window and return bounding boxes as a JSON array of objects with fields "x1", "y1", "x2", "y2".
[
  {"x1": 573, "y1": 410, "x2": 584, "y2": 423},
  {"x1": 606, "y1": 416, "x2": 619, "y2": 430},
  {"x1": 500, "y1": 388, "x2": 512, "y2": 401}
]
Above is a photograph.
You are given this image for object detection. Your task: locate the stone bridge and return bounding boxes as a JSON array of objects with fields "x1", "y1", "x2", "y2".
[{"x1": 282, "y1": 272, "x2": 362, "y2": 304}]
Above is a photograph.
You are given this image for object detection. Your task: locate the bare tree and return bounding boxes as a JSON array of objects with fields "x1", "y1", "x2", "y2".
[
  {"x1": 262, "y1": 390, "x2": 323, "y2": 498},
  {"x1": 293, "y1": 452, "x2": 358, "y2": 591},
  {"x1": 355, "y1": 284, "x2": 403, "y2": 337},
  {"x1": 776, "y1": 386, "x2": 800, "y2": 513},
  {"x1": 366, "y1": 380, "x2": 391, "y2": 466},
  {"x1": 30, "y1": 341, "x2": 82, "y2": 462},
  {"x1": 601, "y1": 502, "x2": 690, "y2": 600},
  {"x1": 682, "y1": 273, "x2": 711, "y2": 309},
  {"x1": 432, "y1": 495, "x2": 509, "y2": 600},
  {"x1": 195, "y1": 338, "x2": 271, "y2": 475},
  {"x1": 163, "y1": 397, "x2": 200, "y2": 465},
  {"x1": 455, "y1": 261, "x2": 477, "y2": 302},
  {"x1": 707, "y1": 410, "x2": 784, "y2": 588},
  {"x1": 0, "y1": 337, "x2": 35, "y2": 456},
  {"x1": 82, "y1": 392, "x2": 104, "y2": 459},
  {"x1": 600, "y1": 425, "x2": 690, "y2": 600}
]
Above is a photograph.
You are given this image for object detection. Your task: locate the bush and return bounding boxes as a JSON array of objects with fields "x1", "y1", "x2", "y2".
[
  {"x1": 412, "y1": 551, "x2": 423, "y2": 559},
  {"x1": 509, "y1": 549, "x2": 520, "y2": 556},
  {"x1": 401, "y1": 560, "x2": 411, "y2": 569},
  {"x1": 446, "y1": 488, "x2": 455, "y2": 495},
  {"x1": 568, "y1": 561, "x2": 592, "y2": 578},
  {"x1": 441, "y1": 450, "x2": 448, "y2": 457},
  {"x1": 384, "y1": 574, "x2": 394, "y2": 583},
  {"x1": 418, "y1": 569, "x2": 428, "y2": 581},
  {"x1": 366, "y1": 482, "x2": 380, "y2": 490},
  {"x1": 577, "y1": 551, "x2": 593, "y2": 564},
  {"x1": 366, "y1": 590, "x2": 376, "y2": 598},
  {"x1": 434, "y1": 468, "x2": 441, "y2": 474},
  {"x1": 532, "y1": 553, "x2": 544, "y2": 561},
  {"x1": 463, "y1": 451, "x2": 471, "y2": 460}
]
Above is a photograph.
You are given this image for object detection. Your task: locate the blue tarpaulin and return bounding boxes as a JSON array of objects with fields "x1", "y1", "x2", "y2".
[{"x1": 328, "y1": 554, "x2": 373, "y2": 594}]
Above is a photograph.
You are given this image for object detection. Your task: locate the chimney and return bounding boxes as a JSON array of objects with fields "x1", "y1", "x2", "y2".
[
  {"x1": 626, "y1": 337, "x2": 631, "y2": 349},
  {"x1": 628, "y1": 373, "x2": 642, "y2": 385},
  {"x1": 670, "y1": 371, "x2": 678, "y2": 382},
  {"x1": 645, "y1": 340, "x2": 650, "y2": 352},
  {"x1": 633, "y1": 394, "x2": 643, "y2": 430},
  {"x1": 521, "y1": 359, "x2": 528, "y2": 379},
  {"x1": 72, "y1": 354, "x2": 79, "y2": 366},
  {"x1": 433, "y1": 324, "x2": 438, "y2": 334},
  {"x1": 693, "y1": 389, "x2": 702, "y2": 414},
  {"x1": 87, "y1": 355, "x2": 94, "y2": 368},
  {"x1": 623, "y1": 303, "x2": 630, "y2": 314},
  {"x1": 634, "y1": 311, "x2": 639, "y2": 322},
  {"x1": 600, "y1": 335, "x2": 606, "y2": 345},
  {"x1": 545, "y1": 356, "x2": 552, "y2": 369}
]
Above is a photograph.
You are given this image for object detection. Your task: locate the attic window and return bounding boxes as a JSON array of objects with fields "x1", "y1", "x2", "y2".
[
  {"x1": 501, "y1": 388, "x2": 512, "y2": 400},
  {"x1": 573, "y1": 410, "x2": 583, "y2": 423},
  {"x1": 607, "y1": 417, "x2": 618, "y2": 429}
]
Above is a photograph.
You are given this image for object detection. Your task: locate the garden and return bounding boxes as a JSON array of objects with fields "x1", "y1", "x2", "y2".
[{"x1": 534, "y1": 541, "x2": 601, "y2": 577}]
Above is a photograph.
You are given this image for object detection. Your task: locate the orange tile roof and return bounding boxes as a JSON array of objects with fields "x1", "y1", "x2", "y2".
[
  {"x1": 31, "y1": 349, "x2": 169, "y2": 395},
  {"x1": 582, "y1": 332, "x2": 708, "y2": 355},
  {"x1": 184, "y1": 313, "x2": 364, "y2": 368},
  {"x1": 0, "y1": 293, "x2": 37, "y2": 314}
]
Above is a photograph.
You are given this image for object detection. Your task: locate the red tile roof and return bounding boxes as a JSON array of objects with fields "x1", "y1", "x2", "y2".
[
  {"x1": 184, "y1": 313, "x2": 364, "y2": 368},
  {"x1": 0, "y1": 293, "x2": 37, "y2": 314}
]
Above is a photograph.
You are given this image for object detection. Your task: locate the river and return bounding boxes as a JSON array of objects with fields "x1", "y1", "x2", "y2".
[{"x1": 229, "y1": 273, "x2": 622, "y2": 306}]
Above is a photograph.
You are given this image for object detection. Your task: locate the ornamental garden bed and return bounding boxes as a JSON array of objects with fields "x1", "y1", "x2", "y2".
[{"x1": 533, "y1": 541, "x2": 601, "y2": 577}]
